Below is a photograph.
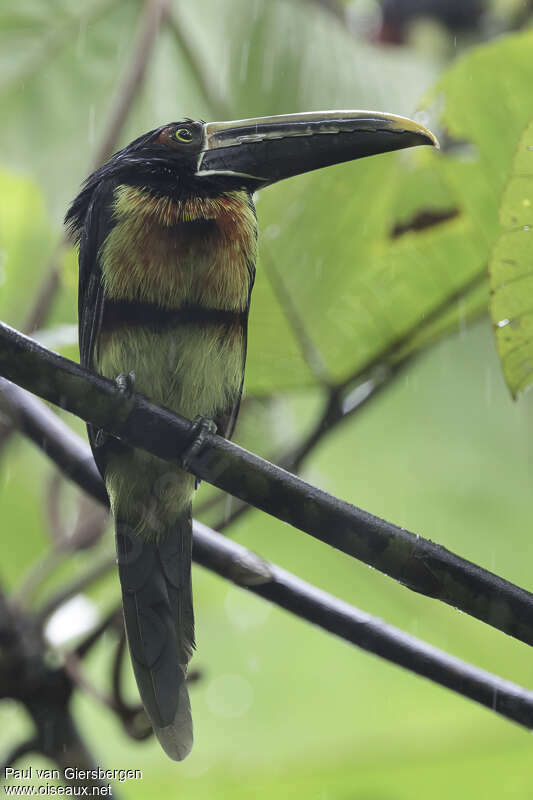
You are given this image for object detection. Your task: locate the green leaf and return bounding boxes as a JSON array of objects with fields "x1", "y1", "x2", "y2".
[
  {"x1": 246, "y1": 27, "x2": 533, "y2": 390},
  {"x1": 489, "y1": 119, "x2": 533, "y2": 397}
]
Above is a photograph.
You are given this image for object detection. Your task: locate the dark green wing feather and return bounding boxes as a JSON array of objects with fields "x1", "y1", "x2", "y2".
[
  {"x1": 70, "y1": 179, "x2": 117, "y2": 474},
  {"x1": 77, "y1": 179, "x2": 116, "y2": 372}
]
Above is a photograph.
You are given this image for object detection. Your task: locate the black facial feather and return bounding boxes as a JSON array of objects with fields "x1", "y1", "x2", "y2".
[{"x1": 65, "y1": 119, "x2": 251, "y2": 243}]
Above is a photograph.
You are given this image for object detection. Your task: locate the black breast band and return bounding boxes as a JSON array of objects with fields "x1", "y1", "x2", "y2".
[{"x1": 101, "y1": 299, "x2": 247, "y2": 331}]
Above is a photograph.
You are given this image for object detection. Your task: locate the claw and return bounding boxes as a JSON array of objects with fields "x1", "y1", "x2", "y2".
[
  {"x1": 181, "y1": 415, "x2": 217, "y2": 471},
  {"x1": 115, "y1": 371, "x2": 136, "y2": 397},
  {"x1": 96, "y1": 372, "x2": 135, "y2": 448},
  {"x1": 94, "y1": 428, "x2": 108, "y2": 447}
]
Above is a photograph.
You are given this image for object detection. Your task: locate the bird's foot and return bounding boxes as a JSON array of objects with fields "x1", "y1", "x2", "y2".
[
  {"x1": 95, "y1": 372, "x2": 136, "y2": 447},
  {"x1": 115, "y1": 371, "x2": 136, "y2": 397},
  {"x1": 180, "y1": 415, "x2": 217, "y2": 471},
  {"x1": 94, "y1": 428, "x2": 108, "y2": 447}
]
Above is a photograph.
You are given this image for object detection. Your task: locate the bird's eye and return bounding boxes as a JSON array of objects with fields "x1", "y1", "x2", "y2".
[{"x1": 175, "y1": 128, "x2": 193, "y2": 143}]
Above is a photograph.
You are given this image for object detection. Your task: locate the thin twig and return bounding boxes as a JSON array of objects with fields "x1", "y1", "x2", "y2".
[
  {"x1": 12, "y1": 547, "x2": 66, "y2": 609},
  {"x1": 75, "y1": 606, "x2": 122, "y2": 658},
  {"x1": 0, "y1": 378, "x2": 106, "y2": 504},
  {"x1": 46, "y1": 471, "x2": 67, "y2": 544},
  {"x1": 165, "y1": 7, "x2": 230, "y2": 118},
  {"x1": 63, "y1": 652, "x2": 117, "y2": 713},
  {"x1": 111, "y1": 632, "x2": 152, "y2": 740},
  {"x1": 38, "y1": 557, "x2": 115, "y2": 625},
  {"x1": 1, "y1": 321, "x2": 533, "y2": 651},
  {"x1": 22, "y1": 242, "x2": 65, "y2": 336},
  {"x1": 262, "y1": 245, "x2": 332, "y2": 385},
  {"x1": 94, "y1": 0, "x2": 170, "y2": 168}
]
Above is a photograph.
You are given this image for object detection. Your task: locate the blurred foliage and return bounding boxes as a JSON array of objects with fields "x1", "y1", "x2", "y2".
[
  {"x1": 1, "y1": 0, "x2": 533, "y2": 798},
  {"x1": 490, "y1": 119, "x2": 533, "y2": 397}
]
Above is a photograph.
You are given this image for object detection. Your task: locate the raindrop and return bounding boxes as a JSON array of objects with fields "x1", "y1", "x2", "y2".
[
  {"x1": 239, "y1": 41, "x2": 250, "y2": 83},
  {"x1": 262, "y1": 48, "x2": 275, "y2": 93},
  {"x1": 248, "y1": 654, "x2": 260, "y2": 673},
  {"x1": 76, "y1": 18, "x2": 87, "y2": 59},
  {"x1": 179, "y1": 751, "x2": 212, "y2": 778},
  {"x1": 88, "y1": 105, "x2": 95, "y2": 146},
  {"x1": 413, "y1": 110, "x2": 431, "y2": 128},
  {"x1": 205, "y1": 674, "x2": 254, "y2": 718},
  {"x1": 1, "y1": 467, "x2": 11, "y2": 489},
  {"x1": 225, "y1": 587, "x2": 271, "y2": 631},
  {"x1": 485, "y1": 367, "x2": 492, "y2": 406},
  {"x1": 264, "y1": 224, "x2": 280, "y2": 240},
  {"x1": 223, "y1": 493, "x2": 234, "y2": 524}
]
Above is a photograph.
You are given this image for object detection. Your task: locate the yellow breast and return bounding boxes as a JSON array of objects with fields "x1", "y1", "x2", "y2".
[{"x1": 100, "y1": 186, "x2": 257, "y2": 312}]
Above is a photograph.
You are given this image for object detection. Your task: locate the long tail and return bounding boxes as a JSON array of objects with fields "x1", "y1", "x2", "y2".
[{"x1": 115, "y1": 507, "x2": 194, "y2": 761}]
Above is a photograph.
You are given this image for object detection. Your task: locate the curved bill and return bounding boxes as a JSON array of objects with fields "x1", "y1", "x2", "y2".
[{"x1": 196, "y1": 110, "x2": 438, "y2": 188}]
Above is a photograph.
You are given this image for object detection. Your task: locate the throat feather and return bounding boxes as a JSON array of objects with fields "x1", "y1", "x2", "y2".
[{"x1": 100, "y1": 186, "x2": 257, "y2": 311}]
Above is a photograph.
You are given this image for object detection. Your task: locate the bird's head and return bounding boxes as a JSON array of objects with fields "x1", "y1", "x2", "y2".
[{"x1": 66, "y1": 110, "x2": 437, "y2": 236}]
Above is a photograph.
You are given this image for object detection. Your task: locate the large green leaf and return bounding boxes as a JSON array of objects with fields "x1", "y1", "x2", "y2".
[
  {"x1": 244, "y1": 27, "x2": 533, "y2": 390},
  {"x1": 489, "y1": 119, "x2": 533, "y2": 397}
]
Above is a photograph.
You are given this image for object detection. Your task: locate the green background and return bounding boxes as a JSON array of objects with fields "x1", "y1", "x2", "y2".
[{"x1": 1, "y1": 0, "x2": 533, "y2": 797}]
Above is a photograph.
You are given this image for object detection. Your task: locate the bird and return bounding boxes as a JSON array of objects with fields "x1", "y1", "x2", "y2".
[{"x1": 65, "y1": 110, "x2": 437, "y2": 761}]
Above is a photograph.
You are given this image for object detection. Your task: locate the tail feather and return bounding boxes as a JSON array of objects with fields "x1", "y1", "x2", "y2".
[{"x1": 116, "y1": 507, "x2": 194, "y2": 761}]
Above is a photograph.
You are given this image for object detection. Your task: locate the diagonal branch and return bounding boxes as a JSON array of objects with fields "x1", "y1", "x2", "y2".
[
  {"x1": 94, "y1": 0, "x2": 170, "y2": 168},
  {"x1": 1, "y1": 319, "x2": 533, "y2": 650},
  {"x1": 2, "y1": 378, "x2": 533, "y2": 732},
  {"x1": 0, "y1": 582, "x2": 119, "y2": 794},
  {"x1": 165, "y1": 7, "x2": 230, "y2": 118},
  {"x1": 194, "y1": 520, "x2": 533, "y2": 731},
  {"x1": 261, "y1": 245, "x2": 332, "y2": 385}
]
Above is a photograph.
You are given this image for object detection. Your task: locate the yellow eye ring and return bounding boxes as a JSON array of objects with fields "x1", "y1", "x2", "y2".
[{"x1": 175, "y1": 128, "x2": 193, "y2": 143}]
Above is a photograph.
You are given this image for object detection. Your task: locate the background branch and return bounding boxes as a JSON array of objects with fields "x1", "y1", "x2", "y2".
[
  {"x1": 165, "y1": 7, "x2": 230, "y2": 118},
  {"x1": 0, "y1": 583, "x2": 118, "y2": 793},
  {"x1": 94, "y1": 0, "x2": 170, "y2": 168}
]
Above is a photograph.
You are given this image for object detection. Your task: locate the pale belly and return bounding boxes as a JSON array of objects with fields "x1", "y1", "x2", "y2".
[{"x1": 96, "y1": 322, "x2": 244, "y2": 536}]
